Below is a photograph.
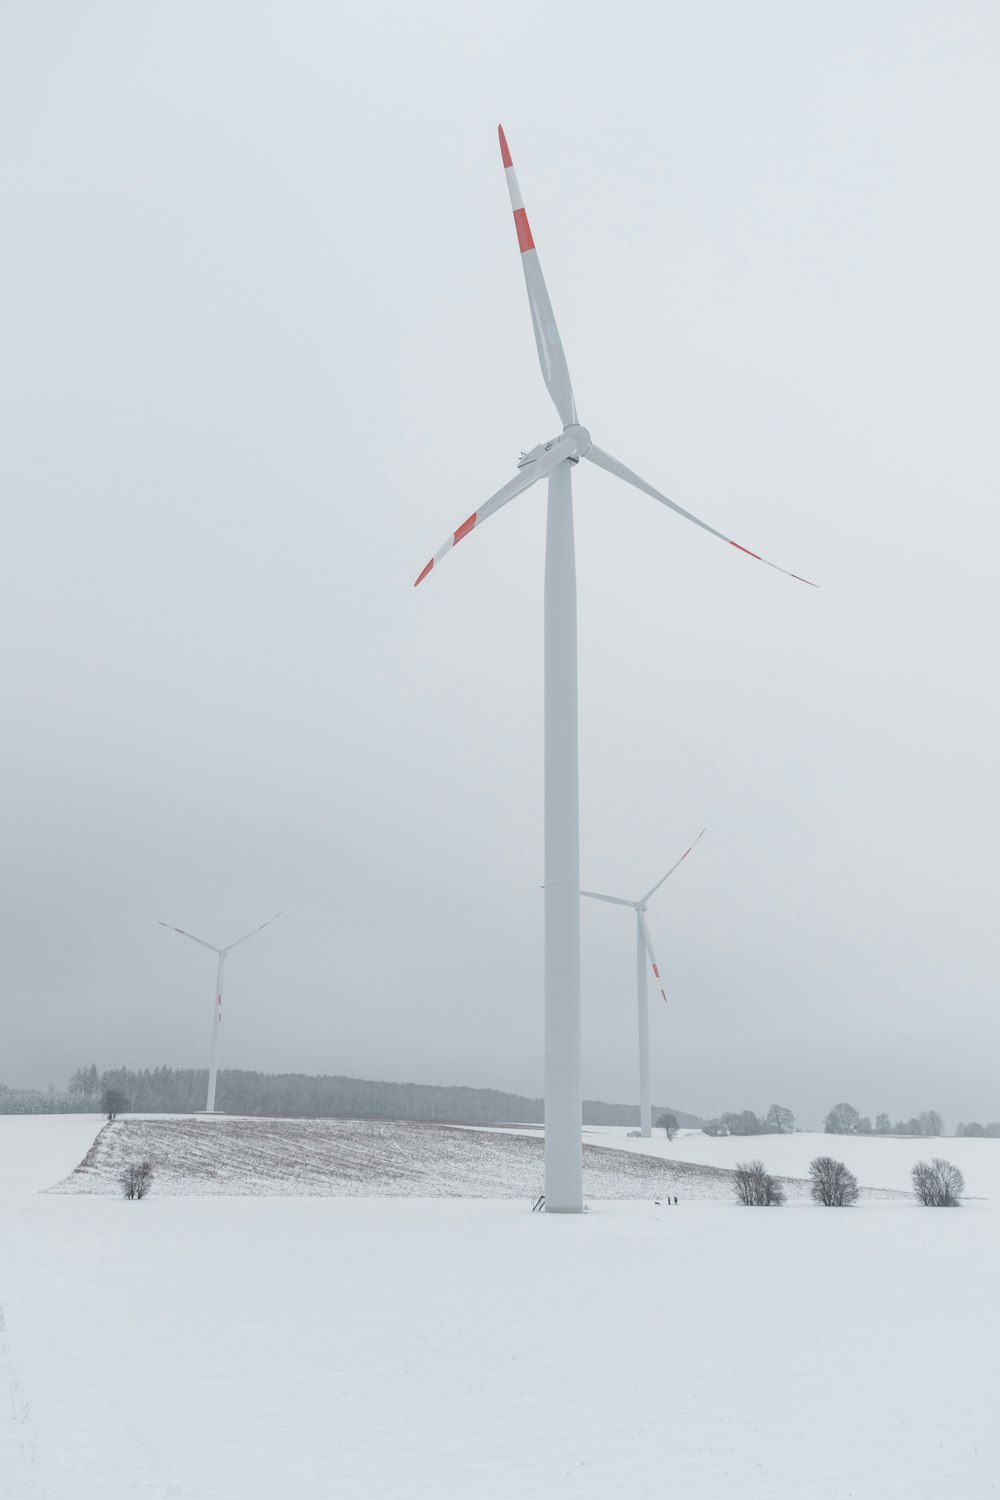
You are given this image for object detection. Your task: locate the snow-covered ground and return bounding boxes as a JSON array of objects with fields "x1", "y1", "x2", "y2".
[
  {"x1": 2, "y1": 1115, "x2": 998, "y2": 1498},
  {"x1": 49, "y1": 1115, "x2": 905, "y2": 1201},
  {"x1": 581, "y1": 1124, "x2": 1000, "y2": 1198}
]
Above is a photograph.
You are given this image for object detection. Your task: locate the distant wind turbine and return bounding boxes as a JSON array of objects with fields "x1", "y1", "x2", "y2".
[
  {"x1": 583, "y1": 831, "x2": 705, "y2": 1139},
  {"x1": 158, "y1": 914, "x2": 280, "y2": 1113},
  {"x1": 416, "y1": 125, "x2": 813, "y2": 1213}
]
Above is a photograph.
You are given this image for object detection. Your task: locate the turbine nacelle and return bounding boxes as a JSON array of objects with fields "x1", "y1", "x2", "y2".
[{"x1": 517, "y1": 424, "x2": 592, "y2": 472}]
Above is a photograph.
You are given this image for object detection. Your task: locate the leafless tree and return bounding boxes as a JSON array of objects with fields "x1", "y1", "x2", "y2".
[
  {"x1": 824, "y1": 1102, "x2": 861, "y2": 1134},
  {"x1": 656, "y1": 1112, "x2": 678, "y2": 1140},
  {"x1": 120, "y1": 1159, "x2": 154, "y2": 1200},
  {"x1": 103, "y1": 1088, "x2": 129, "y2": 1122},
  {"x1": 912, "y1": 1158, "x2": 964, "y2": 1207},
  {"x1": 764, "y1": 1104, "x2": 795, "y2": 1134},
  {"x1": 720, "y1": 1110, "x2": 765, "y2": 1136},
  {"x1": 808, "y1": 1155, "x2": 860, "y2": 1206},
  {"x1": 733, "y1": 1159, "x2": 785, "y2": 1206}
]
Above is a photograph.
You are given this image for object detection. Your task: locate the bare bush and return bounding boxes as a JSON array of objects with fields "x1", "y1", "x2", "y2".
[
  {"x1": 120, "y1": 1159, "x2": 154, "y2": 1200},
  {"x1": 912, "y1": 1158, "x2": 964, "y2": 1207},
  {"x1": 733, "y1": 1159, "x2": 785, "y2": 1206},
  {"x1": 808, "y1": 1155, "x2": 859, "y2": 1206}
]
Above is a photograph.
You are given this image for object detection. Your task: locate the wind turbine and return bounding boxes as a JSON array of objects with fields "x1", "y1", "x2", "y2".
[
  {"x1": 582, "y1": 829, "x2": 705, "y2": 1139},
  {"x1": 415, "y1": 126, "x2": 813, "y2": 1213},
  {"x1": 159, "y1": 913, "x2": 280, "y2": 1113}
]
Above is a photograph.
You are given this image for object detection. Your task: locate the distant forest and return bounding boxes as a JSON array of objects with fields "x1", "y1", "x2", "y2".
[{"x1": 0, "y1": 1066, "x2": 704, "y2": 1128}]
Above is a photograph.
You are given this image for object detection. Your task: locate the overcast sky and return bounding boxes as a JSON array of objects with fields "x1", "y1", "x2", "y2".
[{"x1": 1, "y1": 1, "x2": 998, "y2": 1127}]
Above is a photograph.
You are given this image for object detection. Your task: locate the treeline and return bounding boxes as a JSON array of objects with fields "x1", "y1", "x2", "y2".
[
  {"x1": 46, "y1": 1065, "x2": 703, "y2": 1128},
  {"x1": 0, "y1": 1083, "x2": 80, "y2": 1115},
  {"x1": 955, "y1": 1121, "x2": 1000, "y2": 1137},
  {"x1": 701, "y1": 1105, "x2": 796, "y2": 1136},
  {"x1": 824, "y1": 1104, "x2": 946, "y2": 1136}
]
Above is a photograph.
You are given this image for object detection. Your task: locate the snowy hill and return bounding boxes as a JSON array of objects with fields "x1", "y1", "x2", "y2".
[{"x1": 48, "y1": 1115, "x2": 921, "y2": 1201}]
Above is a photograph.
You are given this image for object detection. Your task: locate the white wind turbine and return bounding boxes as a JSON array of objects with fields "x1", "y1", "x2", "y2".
[
  {"x1": 159, "y1": 913, "x2": 280, "y2": 1113},
  {"x1": 583, "y1": 829, "x2": 705, "y2": 1139},
  {"x1": 416, "y1": 126, "x2": 813, "y2": 1213}
]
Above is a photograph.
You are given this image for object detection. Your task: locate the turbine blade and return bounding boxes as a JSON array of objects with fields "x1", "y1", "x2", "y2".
[
  {"x1": 585, "y1": 446, "x2": 817, "y2": 587},
  {"x1": 158, "y1": 921, "x2": 221, "y2": 954},
  {"x1": 580, "y1": 889, "x2": 636, "y2": 908},
  {"x1": 640, "y1": 828, "x2": 706, "y2": 906},
  {"x1": 498, "y1": 125, "x2": 577, "y2": 428},
  {"x1": 414, "y1": 464, "x2": 545, "y2": 586},
  {"x1": 638, "y1": 911, "x2": 668, "y2": 1003},
  {"x1": 224, "y1": 912, "x2": 282, "y2": 953}
]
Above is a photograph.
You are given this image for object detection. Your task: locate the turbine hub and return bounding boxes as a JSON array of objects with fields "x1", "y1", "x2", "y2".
[
  {"x1": 563, "y1": 423, "x2": 592, "y2": 459},
  {"x1": 517, "y1": 424, "x2": 592, "y2": 471}
]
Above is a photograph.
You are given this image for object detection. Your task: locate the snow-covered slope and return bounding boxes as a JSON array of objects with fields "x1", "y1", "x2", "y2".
[
  {"x1": 578, "y1": 1125, "x2": 1000, "y2": 1198},
  {"x1": 49, "y1": 1115, "x2": 807, "y2": 1200},
  {"x1": 48, "y1": 1116, "x2": 924, "y2": 1201}
]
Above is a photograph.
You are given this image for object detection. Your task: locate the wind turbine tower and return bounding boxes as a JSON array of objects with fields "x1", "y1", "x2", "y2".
[
  {"x1": 159, "y1": 914, "x2": 280, "y2": 1113},
  {"x1": 416, "y1": 127, "x2": 812, "y2": 1212},
  {"x1": 583, "y1": 830, "x2": 705, "y2": 1138}
]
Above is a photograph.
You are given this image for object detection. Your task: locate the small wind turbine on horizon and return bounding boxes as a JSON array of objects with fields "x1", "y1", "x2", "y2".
[
  {"x1": 158, "y1": 913, "x2": 280, "y2": 1113},
  {"x1": 583, "y1": 829, "x2": 705, "y2": 1139},
  {"x1": 416, "y1": 125, "x2": 813, "y2": 1213}
]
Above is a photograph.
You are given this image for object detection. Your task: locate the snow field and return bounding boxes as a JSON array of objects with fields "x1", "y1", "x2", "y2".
[
  {"x1": 2, "y1": 1116, "x2": 998, "y2": 1498},
  {"x1": 580, "y1": 1124, "x2": 1000, "y2": 1199},
  {"x1": 50, "y1": 1115, "x2": 815, "y2": 1201}
]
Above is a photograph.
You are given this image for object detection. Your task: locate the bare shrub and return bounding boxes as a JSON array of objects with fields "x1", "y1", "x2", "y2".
[
  {"x1": 912, "y1": 1158, "x2": 964, "y2": 1207},
  {"x1": 808, "y1": 1155, "x2": 859, "y2": 1206},
  {"x1": 120, "y1": 1159, "x2": 154, "y2": 1200},
  {"x1": 733, "y1": 1159, "x2": 785, "y2": 1206}
]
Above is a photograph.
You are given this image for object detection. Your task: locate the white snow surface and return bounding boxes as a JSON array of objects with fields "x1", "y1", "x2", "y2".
[
  {"x1": 584, "y1": 1123, "x2": 1000, "y2": 1197},
  {"x1": 2, "y1": 1114, "x2": 998, "y2": 1498},
  {"x1": 48, "y1": 1115, "x2": 906, "y2": 1202}
]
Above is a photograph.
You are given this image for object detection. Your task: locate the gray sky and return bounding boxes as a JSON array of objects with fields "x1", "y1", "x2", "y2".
[{"x1": 2, "y1": 1, "x2": 998, "y2": 1127}]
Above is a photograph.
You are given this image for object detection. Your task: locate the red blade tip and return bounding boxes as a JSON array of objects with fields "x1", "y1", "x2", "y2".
[
  {"x1": 498, "y1": 125, "x2": 512, "y2": 168},
  {"x1": 414, "y1": 560, "x2": 433, "y2": 587}
]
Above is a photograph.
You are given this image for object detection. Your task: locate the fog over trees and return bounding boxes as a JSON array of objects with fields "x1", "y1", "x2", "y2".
[
  {"x1": 0, "y1": 1066, "x2": 704, "y2": 1128},
  {"x1": 824, "y1": 1105, "x2": 945, "y2": 1136},
  {"x1": 4, "y1": 1071, "x2": 994, "y2": 1137},
  {"x1": 702, "y1": 1105, "x2": 796, "y2": 1136}
]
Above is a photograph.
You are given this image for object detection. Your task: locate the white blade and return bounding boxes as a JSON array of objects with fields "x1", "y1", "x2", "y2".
[
  {"x1": 414, "y1": 454, "x2": 557, "y2": 586},
  {"x1": 224, "y1": 912, "x2": 281, "y2": 954},
  {"x1": 640, "y1": 828, "x2": 706, "y2": 906},
  {"x1": 580, "y1": 889, "x2": 635, "y2": 908},
  {"x1": 498, "y1": 125, "x2": 576, "y2": 429},
  {"x1": 158, "y1": 921, "x2": 222, "y2": 955},
  {"x1": 585, "y1": 446, "x2": 817, "y2": 586},
  {"x1": 638, "y1": 911, "x2": 667, "y2": 1003}
]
